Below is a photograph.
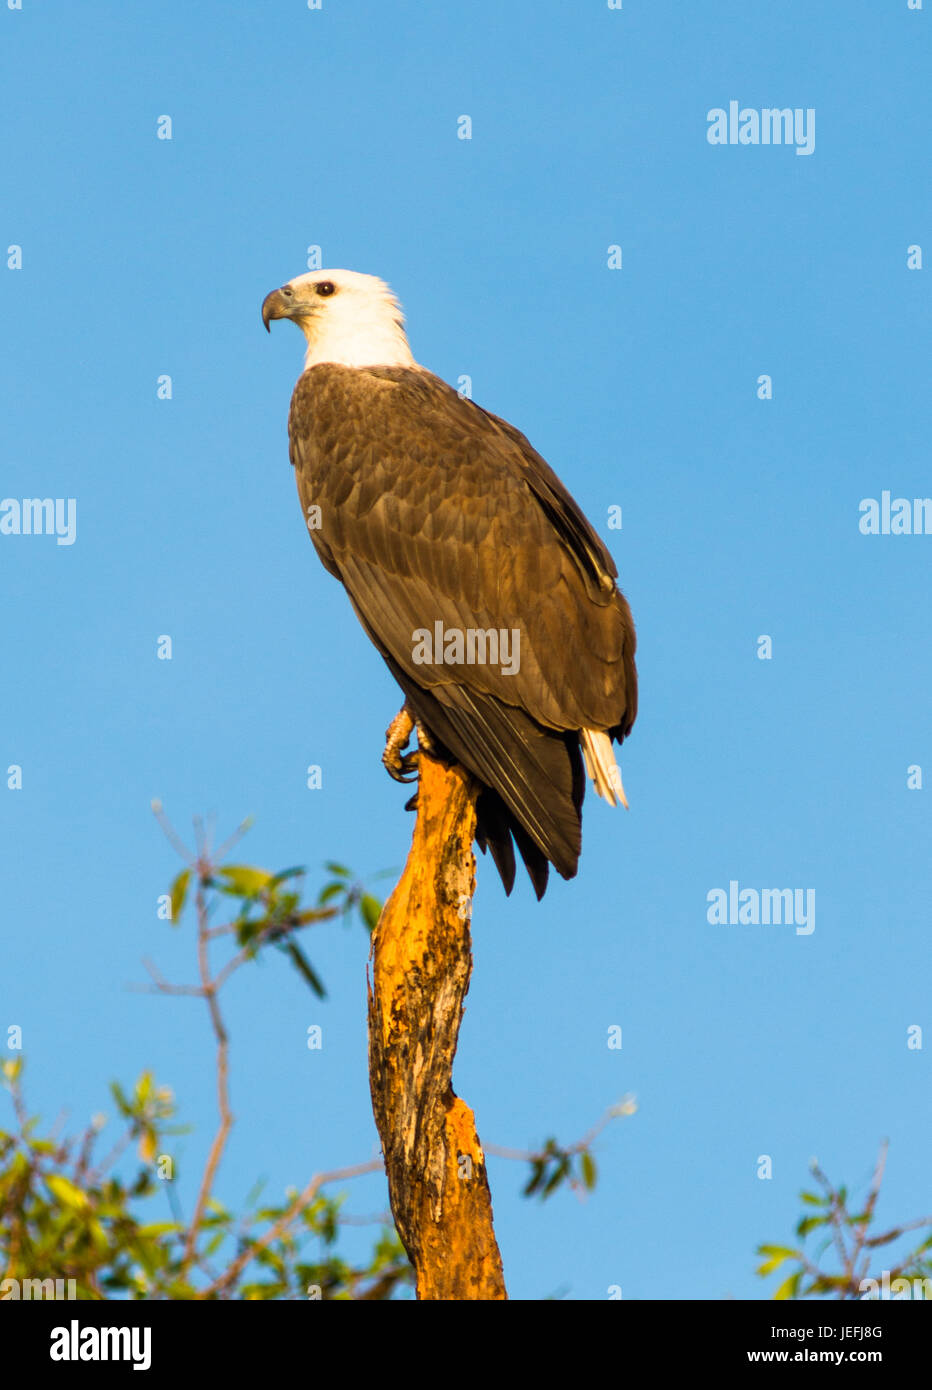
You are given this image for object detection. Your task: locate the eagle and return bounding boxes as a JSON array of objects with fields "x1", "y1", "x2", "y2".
[{"x1": 262, "y1": 269, "x2": 637, "y2": 899}]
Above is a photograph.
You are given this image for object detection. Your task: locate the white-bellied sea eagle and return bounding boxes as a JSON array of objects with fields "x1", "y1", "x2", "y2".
[{"x1": 262, "y1": 269, "x2": 637, "y2": 899}]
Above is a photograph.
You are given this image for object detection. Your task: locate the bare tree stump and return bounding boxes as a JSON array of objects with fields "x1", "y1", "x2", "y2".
[{"x1": 367, "y1": 750, "x2": 507, "y2": 1300}]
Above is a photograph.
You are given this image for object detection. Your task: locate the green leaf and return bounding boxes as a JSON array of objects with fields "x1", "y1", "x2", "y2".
[
  {"x1": 285, "y1": 942, "x2": 326, "y2": 999},
  {"x1": 46, "y1": 1174, "x2": 90, "y2": 1211},
  {"x1": 523, "y1": 1160, "x2": 545, "y2": 1197},
  {"x1": 581, "y1": 1151, "x2": 597, "y2": 1191},
  {"x1": 756, "y1": 1245, "x2": 800, "y2": 1277},
  {"x1": 774, "y1": 1271, "x2": 802, "y2": 1301},
  {"x1": 293, "y1": 908, "x2": 338, "y2": 927},
  {"x1": 359, "y1": 894, "x2": 382, "y2": 932},
  {"x1": 799, "y1": 1191, "x2": 824, "y2": 1206},
  {"x1": 110, "y1": 1081, "x2": 130, "y2": 1114},
  {"x1": 242, "y1": 1281, "x2": 287, "y2": 1300},
  {"x1": 269, "y1": 866, "x2": 305, "y2": 886},
  {"x1": 324, "y1": 862, "x2": 350, "y2": 878},
  {"x1": 542, "y1": 1157, "x2": 570, "y2": 1198},
  {"x1": 169, "y1": 869, "x2": 190, "y2": 924},
  {"x1": 318, "y1": 883, "x2": 345, "y2": 905},
  {"x1": 796, "y1": 1214, "x2": 826, "y2": 1238},
  {"x1": 807, "y1": 1275, "x2": 851, "y2": 1293},
  {"x1": 217, "y1": 866, "x2": 274, "y2": 897}
]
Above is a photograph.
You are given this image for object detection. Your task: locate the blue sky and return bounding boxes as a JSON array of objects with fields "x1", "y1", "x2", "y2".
[{"x1": 1, "y1": 0, "x2": 930, "y2": 1299}]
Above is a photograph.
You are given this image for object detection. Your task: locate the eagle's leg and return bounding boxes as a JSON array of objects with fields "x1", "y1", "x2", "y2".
[
  {"x1": 413, "y1": 718, "x2": 437, "y2": 755},
  {"x1": 382, "y1": 705, "x2": 418, "y2": 783}
]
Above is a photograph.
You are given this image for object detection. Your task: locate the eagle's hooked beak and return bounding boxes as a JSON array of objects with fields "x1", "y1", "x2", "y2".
[{"x1": 261, "y1": 284, "x2": 297, "y2": 332}]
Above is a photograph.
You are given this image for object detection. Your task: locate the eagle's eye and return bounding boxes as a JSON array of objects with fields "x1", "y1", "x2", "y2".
[{"x1": 316, "y1": 281, "x2": 336, "y2": 297}]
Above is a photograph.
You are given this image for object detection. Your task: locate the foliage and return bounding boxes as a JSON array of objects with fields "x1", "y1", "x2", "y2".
[
  {"x1": 0, "y1": 811, "x2": 412, "y2": 1299},
  {"x1": 0, "y1": 1057, "x2": 409, "y2": 1300},
  {"x1": 756, "y1": 1144, "x2": 932, "y2": 1300},
  {"x1": 1, "y1": 811, "x2": 630, "y2": 1301},
  {"x1": 518, "y1": 1097, "x2": 637, "y2": 1202}
]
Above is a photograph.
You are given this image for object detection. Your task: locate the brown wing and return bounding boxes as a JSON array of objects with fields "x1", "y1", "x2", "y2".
[{"x1": 288, "y1": 363, "x2": 637, "y2": 889}]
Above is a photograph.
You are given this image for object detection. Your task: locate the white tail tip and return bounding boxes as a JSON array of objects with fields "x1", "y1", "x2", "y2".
[{"x1": 580, "y1": 728, "x2": 629, "y2": 809}]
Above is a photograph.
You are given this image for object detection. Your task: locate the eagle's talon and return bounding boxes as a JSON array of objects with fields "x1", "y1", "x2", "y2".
[
  {"x1": 382, "y1": 705, "x2": 418, "y2": 782},
  {"x1": 382, "y1": 748, "x2": 418, "y2": 783},
  {"x1": 388, "y1": 750, "x2": 419, "y2": 783}
]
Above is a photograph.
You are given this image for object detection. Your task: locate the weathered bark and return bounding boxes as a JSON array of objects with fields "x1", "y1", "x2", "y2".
[{"x1": 367, "y1": 751, "x2": 507, "y2": 1300}]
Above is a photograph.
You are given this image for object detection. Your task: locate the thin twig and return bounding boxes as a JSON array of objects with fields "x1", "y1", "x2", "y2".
[
  {"x1": 151, "y1": 801, "x2": 195, "y2": 865},
  {"x1": 201, "y1": 1159, "x2": 383, "y2": 1297},
  {"x1": 485, "y1": 1101, "x2": 631, "y2": 1162},
  {"x1": 181, "y1": 868, "x2": 233, "y2": 1271}
]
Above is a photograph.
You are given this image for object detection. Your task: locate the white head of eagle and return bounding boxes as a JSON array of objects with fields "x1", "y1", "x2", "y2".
[
  {"x1": 263, "y1": 268, "x2": 638, "y2": 899},
  {"x1": 263, "y1": 269, "x2": 416, "y2": 370}
]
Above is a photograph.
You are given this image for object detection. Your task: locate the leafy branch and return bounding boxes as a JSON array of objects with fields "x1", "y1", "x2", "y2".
[
  {"x1": 487, "y1": 1097, "x2": 637, "y2": 1201},
  {"x1": 0, "y1": 809, "x2": 636, "y2": 1300},
  {"x1": 757, "y1": 1141, "x2": 932, "y2": 1300}
]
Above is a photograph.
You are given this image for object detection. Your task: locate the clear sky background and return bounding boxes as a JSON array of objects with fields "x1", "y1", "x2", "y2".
[{"x1": 1, "y1": 0, "x2": 930, "y2": 1300}]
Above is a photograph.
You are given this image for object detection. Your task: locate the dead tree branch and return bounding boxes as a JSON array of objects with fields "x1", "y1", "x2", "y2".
[{"x1": 367, "y1": 751, "x2": 507, "y2": 1300}]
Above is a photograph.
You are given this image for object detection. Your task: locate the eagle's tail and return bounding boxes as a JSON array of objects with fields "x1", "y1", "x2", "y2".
[{"x1": 580, "y1": 728, "x2": 628, "y2": 809}]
